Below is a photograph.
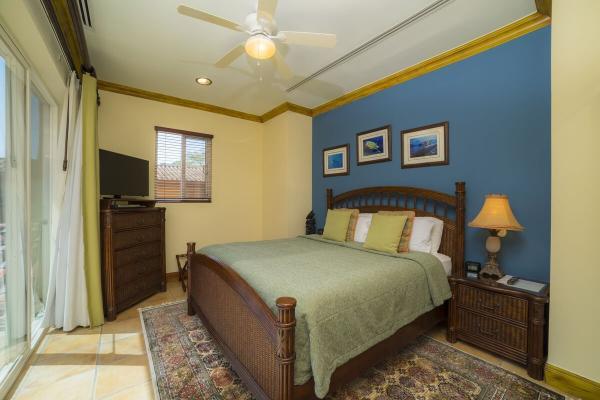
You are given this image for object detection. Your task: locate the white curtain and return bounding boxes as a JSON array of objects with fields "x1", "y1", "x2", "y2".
[
  {"x1": 43, "y1": 72, "x2": 90, "y2": 331},
  {"x1": 3, "y1": 48, "x2": 28, "y2": 361}
]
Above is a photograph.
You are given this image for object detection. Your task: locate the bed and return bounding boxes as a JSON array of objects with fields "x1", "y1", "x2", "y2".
[{"x1": 186, "y1": 182, "x2": 466, "y2": 400}]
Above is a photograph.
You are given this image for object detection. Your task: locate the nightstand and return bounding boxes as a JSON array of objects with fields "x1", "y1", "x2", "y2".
[{"x1": 447, "y1": 276, "x2": 549, "y2": 380}]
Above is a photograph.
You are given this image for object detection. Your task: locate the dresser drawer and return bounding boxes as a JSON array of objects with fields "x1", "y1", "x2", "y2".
[
  {"x1": 113, "y1": 227, "x2": 161, "y2": 250},
  {"x1": 112, "y1": 211, "x2": 162, "y2": 231},
  {"x1": 116, "y1": 272, "x2": 162, "y2": 311},
  {"x1": 456, "y1": 284, "x2": 528, "y2": 324},
  {"x1": 115, "y1": 257, "x2": 162, "y2": 287},
  {"x1": 114, "y1": 243, "x2": 162, "y2": 267}
]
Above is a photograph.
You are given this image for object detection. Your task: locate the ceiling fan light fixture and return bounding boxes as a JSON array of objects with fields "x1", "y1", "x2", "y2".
[
  {"x1": 245, "y1": 34, "x2": 276, "y2": 60},
  {"x1": 195, "y1": 77, "x2": 213, "y2": 85}
]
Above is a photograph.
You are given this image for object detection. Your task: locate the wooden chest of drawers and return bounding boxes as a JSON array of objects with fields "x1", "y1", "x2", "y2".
[
  {"x1": 448, "y1": 277, "x2": 549, "y2": 380},
  {"x1": 100, "y1": 206, "x2": 166, "y2": 321}
]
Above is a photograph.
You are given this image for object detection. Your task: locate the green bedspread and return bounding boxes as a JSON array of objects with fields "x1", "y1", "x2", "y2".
[{"x1": 200, "y1": 235, "x2": 452, "y2": 398}]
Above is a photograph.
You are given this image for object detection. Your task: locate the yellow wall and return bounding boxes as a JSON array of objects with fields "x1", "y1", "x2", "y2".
[
  {"x1": 98, "y1": 90, "x2": 264, "y2": 273},
  {"x1": 549, "y1": 0, "x2": 600, "y2": 383},
  {"x1": 263, "y1": 112, "x2": 312, "y2": 239}
]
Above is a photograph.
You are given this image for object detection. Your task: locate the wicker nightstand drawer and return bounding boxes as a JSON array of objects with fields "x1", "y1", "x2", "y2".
[
  {"x1": 456, "y1": 283, "x2": 528, "y2": 325},
  {"x1": 456, "y1": 308, "x2": 527, "y2": 358}
]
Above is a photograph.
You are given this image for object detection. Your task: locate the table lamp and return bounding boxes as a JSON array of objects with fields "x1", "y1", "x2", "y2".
[{"x1": 469, "y1": 194, "x2": 523, "y2": 280}]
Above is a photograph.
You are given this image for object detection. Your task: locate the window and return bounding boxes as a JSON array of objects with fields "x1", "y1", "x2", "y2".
[{"x1": 154, "y1": 126, "x2": 213, "y2": 202}]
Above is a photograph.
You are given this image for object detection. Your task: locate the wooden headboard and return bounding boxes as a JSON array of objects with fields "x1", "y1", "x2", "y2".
[{"x1": 326, "y1": 182, "x2": 465, "y2": 277}]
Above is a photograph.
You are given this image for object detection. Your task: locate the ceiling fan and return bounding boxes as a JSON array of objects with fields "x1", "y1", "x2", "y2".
[{"x1": 177, "y1": 0, "x2": 337, "y2": 79}]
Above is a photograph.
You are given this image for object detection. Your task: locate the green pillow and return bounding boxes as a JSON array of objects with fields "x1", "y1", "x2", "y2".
[
  {"x1": 364, "y1": 214, "x2": 407, "y2": 254},
  {"x1": 322, "y1": 209, "x2": 353, "y2": 242}
]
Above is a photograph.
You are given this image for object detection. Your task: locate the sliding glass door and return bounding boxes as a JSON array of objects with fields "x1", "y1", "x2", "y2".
[
  {"x1": 0, "y1": 28, "x2": 56, "y2": 392},
  {"x1": 0, "y1": 40, "x2": 29, "y2": 384}
]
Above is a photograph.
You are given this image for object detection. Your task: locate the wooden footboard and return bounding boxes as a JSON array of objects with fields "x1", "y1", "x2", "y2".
[{"x1": 186, "y1": 242, "x2": 296, "y2": 400}]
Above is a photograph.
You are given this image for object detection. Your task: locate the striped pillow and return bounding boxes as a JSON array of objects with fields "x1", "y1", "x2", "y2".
[
  {"x1": 336, "y1": 208, "x2": 360, "y2": 241},
  {"x1": 378, "y1": 210, "x2": 416, "y2": 252}
]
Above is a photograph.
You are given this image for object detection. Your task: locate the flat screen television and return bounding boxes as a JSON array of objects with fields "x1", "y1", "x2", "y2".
[{"x1": 99, "y1": 149, "x2": 149, "y2": 197}]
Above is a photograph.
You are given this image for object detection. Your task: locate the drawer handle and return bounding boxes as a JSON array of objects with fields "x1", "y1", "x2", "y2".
[
  {"x1": 478, "y1": 324, "x2": 499, "y2": 338},
  {"x1": 477, "y1": 298, "x2": 499, "y2": 312}
]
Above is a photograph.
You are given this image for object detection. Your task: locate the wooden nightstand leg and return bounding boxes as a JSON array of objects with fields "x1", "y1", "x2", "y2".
[
  {"x1": 447, "y1": 281, "x2": 458, "y2": 343},
  {"x1": 527, "y1": 300, "x2": 547, "y2": 380}
]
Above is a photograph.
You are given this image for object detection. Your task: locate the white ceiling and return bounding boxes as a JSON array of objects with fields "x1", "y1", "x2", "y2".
[{"x1": 85, "y1": 0, "x2": 536, "y2": 115}]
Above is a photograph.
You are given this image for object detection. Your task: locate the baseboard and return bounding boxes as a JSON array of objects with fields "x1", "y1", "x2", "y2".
[
  {"x1": 166, "y1": 271, "x2": 179, "y2": 280},
  {"x1": 545, "y1": 364, "x2": 600, "y2": 400}
]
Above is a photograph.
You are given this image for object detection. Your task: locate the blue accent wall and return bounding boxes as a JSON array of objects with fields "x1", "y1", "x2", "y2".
[{"x1": 312, "y1": 27, "x2": 551, "y2": 282}]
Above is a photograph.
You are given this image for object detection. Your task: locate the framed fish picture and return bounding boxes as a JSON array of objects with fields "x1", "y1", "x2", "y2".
[
  {"x1": 323, "y1": 144, "x2": 350, "y2": 177},
  {"x1": 356, "y1": 125, "x2": 392, "y2": 165},
  {"x1": 401, "y1": 122, "x2": 449, "y2": 168}
]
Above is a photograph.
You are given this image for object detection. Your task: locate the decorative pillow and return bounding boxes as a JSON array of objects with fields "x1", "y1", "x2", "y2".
[
  {"x1": 353, "y1": 213, "x2": 374, "y2": 243},
  {"x1": 363, "y1": 214, "x2": 407, "y2": 254},
  {"x1": 378, "y1": 210, "x2": 416, "y2": 252},
  {"x1": 322, "y1": 209, "x2": 353, "y2": 242},
  {"x1": 416, "y1": 217, "x2": 444, "y2": 253},
  {"x1": 336, "y1": 208, "x2": 360, "y2": 241},
  {"x1": 409, "y1": 218, "x2": 436, "y2": 252}
]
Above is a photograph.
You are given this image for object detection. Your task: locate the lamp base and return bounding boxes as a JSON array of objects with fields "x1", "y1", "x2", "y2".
[{"x1": 479, "y1": 252, "x2": 504, "y2": 280}]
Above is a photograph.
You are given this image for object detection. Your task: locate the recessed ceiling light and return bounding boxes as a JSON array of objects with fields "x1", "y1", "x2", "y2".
[{"x1": 195, "y1": 77, "x2": 212, "y2": 86}]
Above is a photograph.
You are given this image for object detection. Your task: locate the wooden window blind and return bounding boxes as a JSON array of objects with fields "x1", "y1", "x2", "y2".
[{"x1": 154, "y1": 126, "x2": 213, "y2": 202}]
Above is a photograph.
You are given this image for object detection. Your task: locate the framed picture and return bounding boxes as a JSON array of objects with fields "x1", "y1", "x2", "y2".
[
  {"x1": 356, "y1": 125, "x2": 392, "y2": 165},
  {"x1": 401, "y1": 122, "x2": 449, "y2": 168},
  {"x1": 322, "y1": 144, "x2": 349, "y2": 177}
]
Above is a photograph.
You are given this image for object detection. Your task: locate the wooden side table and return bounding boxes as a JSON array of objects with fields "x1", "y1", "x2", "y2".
[
  {"x1": 176, "y1": 254, "x2": 188, "y2": 292},
  {"x1": 447, "y1": 276, "x2": 549, "y2": 380}
]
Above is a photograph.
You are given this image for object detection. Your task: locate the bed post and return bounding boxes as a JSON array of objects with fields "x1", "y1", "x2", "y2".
[
  {"x1": 186, "y1": 242, "x2": 196, "y2": 316},
  {"x1": 454, "y1": 181, "x2": 466, "y2": 278},
  {"x1": 276, "y1": 297, "x2": 297, "y2": 400},
  {"x1": 326, "y1": 188, "x2": 333, "y2": 209}
]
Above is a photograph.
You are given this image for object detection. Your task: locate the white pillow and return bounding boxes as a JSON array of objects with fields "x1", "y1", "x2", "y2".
[
  {"x1": 409, "y1": 218, "x2": 436, "y2": 252},
  {"x1": 353, "y1": 213, "x2": 373, "y2": 243},
  {"x1": 421, "y1": 217, "x2": 444, "y2": 253}
]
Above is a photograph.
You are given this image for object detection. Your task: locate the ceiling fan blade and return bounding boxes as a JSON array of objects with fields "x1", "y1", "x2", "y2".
[
  {"x1": 257, "y1": 0, "x2": 278, "y2": 18},
  {"x1": 278, "y1": 31, "x2": 337, "y2": 48},
  {"x1": 177, "y1": 5, "x2": 245, "y2": 32},
  {"x1": 215, "y1": 45, "x2": 246, "y2": 67},
  {"x1": 273, "y1": 51, "x2": 293, "y2": 80}
]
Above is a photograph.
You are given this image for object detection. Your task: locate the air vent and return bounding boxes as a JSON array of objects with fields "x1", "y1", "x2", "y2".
[
  {"x1": 286, "y1": 0, "x2": 451, "y2": 93},
  {"x1": 78, "y1": 0, "x2": 92, "y2": 27}
]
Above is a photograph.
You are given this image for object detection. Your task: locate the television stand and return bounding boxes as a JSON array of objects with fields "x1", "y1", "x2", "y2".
[{"x1": 100, "y1": 198, "x2": 157, "y2": 210}]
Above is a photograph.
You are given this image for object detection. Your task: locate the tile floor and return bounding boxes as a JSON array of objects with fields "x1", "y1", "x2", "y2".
[{"x1": 7, "y1": 276, "x2": 573, "y2": 399}]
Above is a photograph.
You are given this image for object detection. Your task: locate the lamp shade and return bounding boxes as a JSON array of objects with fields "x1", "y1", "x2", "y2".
[{"x1": 469, "y1": 194, "x2": 524, "y2": 231}]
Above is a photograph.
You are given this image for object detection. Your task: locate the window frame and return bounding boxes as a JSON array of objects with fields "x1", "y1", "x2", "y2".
[{"x1": 154, "y1": 126, "x2": 213, "y2": 204}]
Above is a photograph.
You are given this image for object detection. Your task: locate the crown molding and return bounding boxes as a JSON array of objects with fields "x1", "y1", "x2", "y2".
[
  {"x1": 261, "y1": 102, "x2": 313, "y2": 122},
  {"x1": 97, "y1": 80, "x2": 263, "y2": 123},
  {"x1": 98, "y1": 80, "x2": 312, "y2": 123},
  {"x1": 312, "y1": 12, "x2": 550, "y2": 116}
]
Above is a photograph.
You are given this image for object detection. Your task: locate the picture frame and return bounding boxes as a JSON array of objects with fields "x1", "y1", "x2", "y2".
[
  {"x1": 322, "y1": 144, "x2": 350, "y2": 177},
  {"x1": 400, "y1": 121, "x2": 449, "y2": 168},
  {"x1": 356, "y1": 125, "x2": 392, "y2": 165}
]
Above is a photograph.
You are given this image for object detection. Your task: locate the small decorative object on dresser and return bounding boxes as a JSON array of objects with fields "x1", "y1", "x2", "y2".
[
  {"x1": 322, "y1": 144, "x2": 349, "y2": 177},
  {"x1": 469, "y1": 194, "x2": 524, "y2": 280},
  {"x1": 100, "y1": 198, "x2": 166, "y2": 321},
  {"x1": 448, "y1": 276, "x2": 549, "y2": 380},
  {"x1": 356, "y1": 125, "x2": 391, "y2": 165}
]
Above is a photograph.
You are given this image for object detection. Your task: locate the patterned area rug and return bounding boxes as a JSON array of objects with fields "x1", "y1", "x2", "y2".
[{"x1": 140, "y1": 301, "x2": 563, "y2": 400}]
